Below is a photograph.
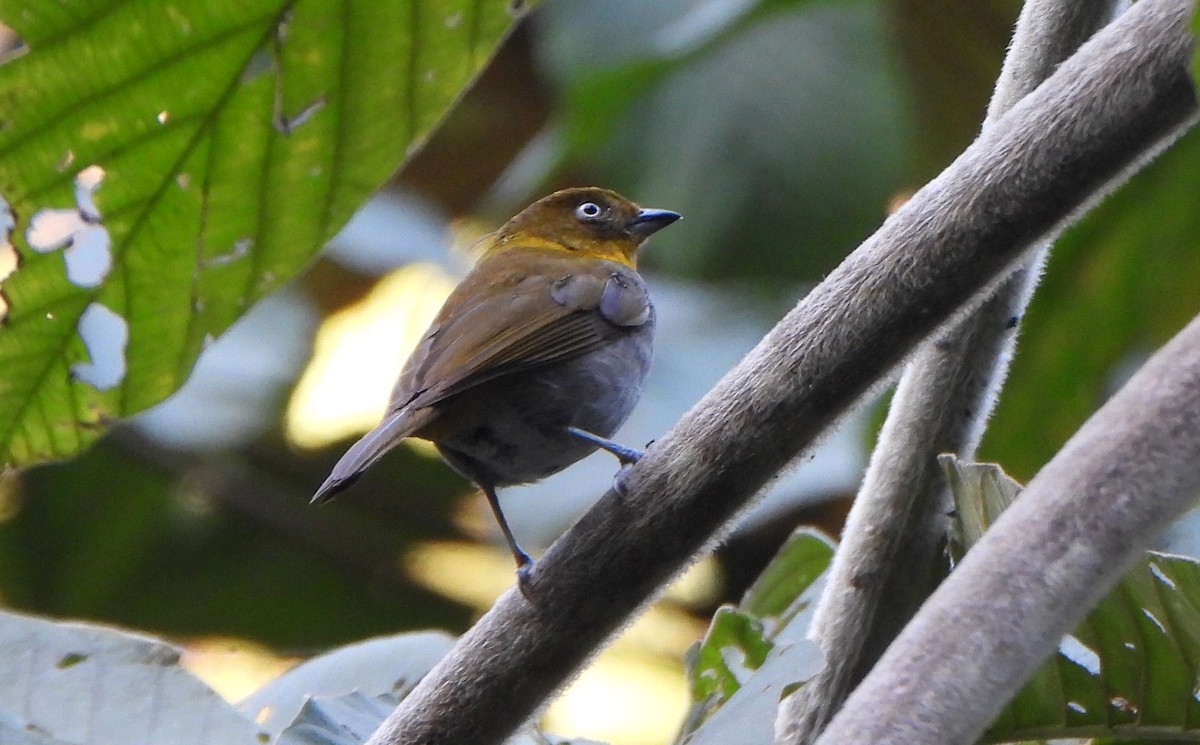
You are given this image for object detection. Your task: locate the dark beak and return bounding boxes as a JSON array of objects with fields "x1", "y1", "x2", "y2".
[{"x1": 628, "y1": 208, "x2": 681, "y2": 237}]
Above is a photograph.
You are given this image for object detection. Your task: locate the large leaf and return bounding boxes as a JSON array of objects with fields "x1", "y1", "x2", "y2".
[
  {"x1": 989, "y1": 555, "x2": 1200, "y2": 742},
  {"x1": 0, "y1": 710, "x2": 70, "y2": 745},
  {"x1": 0, "y1": 0, "x2": 520, "y2": 467},
  {"x1": 253, "y1": 632, "x2": 597, "y2": 745},
  {"x1": 943, "y1": 457, "x2": 1200, "y2": 742},
  {"x1": 0, "y1": 609, "x2": 265, "y2": 744},
  {"x1": 241, "y1": 630, "x2": 455, "y2": 735},
  {"x1": 275, "y1": 691, "x2": 570, "y2": 745},
  {"x1": 0, "y1": 609, "x2": 562, "y2": 745},
  {"x1": 277, "y1": 691, "x2": 400, "y2": 745}
]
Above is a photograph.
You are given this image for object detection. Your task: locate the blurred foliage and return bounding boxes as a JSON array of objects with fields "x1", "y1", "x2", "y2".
[
  {"x1": 542, "y1": 0, "x2": 913, "y2": 285},
  {"x1": 983, "y1": 127, "x2": 1200, "y2": 480},
  {"x1": 885, "y1": 0, "x2": 1019, "y2": 176},
  {"x1": 1194, "y1": 6, "x2": 1200, "y2": 90},
  {"x1": 1, "y1": 0, "x2": 1198, "y2": 742},
  {"x1": 4, "y1": 436, "x2": 469, "y2": 648}
]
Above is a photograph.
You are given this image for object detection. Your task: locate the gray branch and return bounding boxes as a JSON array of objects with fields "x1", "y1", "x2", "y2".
[
  {"x1": 779, "y1": 2, "x2": 1122, "y2": 741},
  {"x1": 814, "y1": 302, "x2": 1200, "y2": 745},
  {"x1": 367, "y1": 0, "x2": 1198, "y2": 741}
]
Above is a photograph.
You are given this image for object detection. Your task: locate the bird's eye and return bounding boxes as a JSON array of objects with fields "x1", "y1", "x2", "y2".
[{"x1": 575, "y1": 202, "x2": 604, "y2": 220}]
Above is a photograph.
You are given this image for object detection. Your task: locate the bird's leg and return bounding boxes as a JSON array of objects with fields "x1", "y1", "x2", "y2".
[
  {"x1": 567, "y1": 426, "x2": 645, "y2": 496},
  {"x1": 481, "y1": 483, "x2": 536, "y2": 598},
  {"x1": 567, "y1": 426, "x2": 644, "y2": 464}
]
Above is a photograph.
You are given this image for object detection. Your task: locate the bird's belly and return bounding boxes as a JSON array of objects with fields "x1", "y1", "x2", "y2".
[{"x1": 433, "y1": 330, "x2": 652, "y2": 487}]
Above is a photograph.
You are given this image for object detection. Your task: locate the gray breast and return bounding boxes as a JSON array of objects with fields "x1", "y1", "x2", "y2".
[{"x1": 437, "y1": 291, "x2": 654, "y2": 488}]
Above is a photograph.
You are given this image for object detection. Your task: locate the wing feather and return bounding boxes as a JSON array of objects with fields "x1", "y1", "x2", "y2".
[{"x1": 390, "y1": 249, "x2": 650, "y2": 413}]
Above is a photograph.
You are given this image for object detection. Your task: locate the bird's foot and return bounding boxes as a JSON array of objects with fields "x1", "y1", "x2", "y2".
[
  {"x1": 515, "y1": 555, "x2": 537, "y2": 601},
  {"x1": 612, "y1": 463, "x2": 636, "y2": 497}
]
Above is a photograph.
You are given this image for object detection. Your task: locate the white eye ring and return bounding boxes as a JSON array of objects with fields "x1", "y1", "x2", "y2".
[{"x1": 576, "y1": 202, "x2": 603, "y2": 220}]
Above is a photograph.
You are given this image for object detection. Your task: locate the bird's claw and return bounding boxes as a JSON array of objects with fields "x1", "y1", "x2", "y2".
[
  {"x1": 516, "y1": 558, "x2": 536, "y2": 601},
  {"x1": 612, "y1": 463, "x2": 636, "y2": 497}
]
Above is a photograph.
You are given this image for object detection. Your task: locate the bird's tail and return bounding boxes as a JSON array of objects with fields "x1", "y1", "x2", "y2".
[{"x1": 311, "y1": 409, "x2": 428, "y2": 504}]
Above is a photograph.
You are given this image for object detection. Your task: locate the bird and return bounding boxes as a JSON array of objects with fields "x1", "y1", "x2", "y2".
[{"x1": 312, "y1": 186, "x2": 680, "y2": 587}]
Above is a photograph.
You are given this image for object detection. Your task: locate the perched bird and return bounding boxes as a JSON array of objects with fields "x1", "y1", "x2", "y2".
[{"x1": 312, "y1": 187, "x2": 680, "y2": 584}]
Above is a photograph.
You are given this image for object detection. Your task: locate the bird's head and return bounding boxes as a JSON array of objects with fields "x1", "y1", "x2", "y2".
[{"x1": 491, "y1": 187, "x2": 680, "y2": 268}]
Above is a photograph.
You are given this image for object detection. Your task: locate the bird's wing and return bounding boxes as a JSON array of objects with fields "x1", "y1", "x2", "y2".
[
  {"x1": 311, "y1": 406, "x2": 435, "y2": 503},
  {"x1": 394, "y1": 252, "x2": 651, "y2": 412}
]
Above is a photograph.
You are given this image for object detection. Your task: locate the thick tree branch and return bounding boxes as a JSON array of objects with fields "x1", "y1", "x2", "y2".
[
  {"x1": 368, "y1": 0, "x2": 1198, "y2": 741},
  {"x1": 814, "y1": 314, "x2": 1200, "y2": 745},
  {"x1": 780, "y1": 2, "x2": 1121, "y2": 741}
]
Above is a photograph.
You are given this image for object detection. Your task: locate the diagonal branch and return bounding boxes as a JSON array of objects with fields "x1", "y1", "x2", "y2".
[
  {"x1": 780, "y1": 2, "x2": 1123, "y2": 741},
  {"x1": 814, "y1": 309, "x2": 1200, "y2": 745},
  {"x1": 367, "y1": 0, "x2": 1199, "y2": 741}
]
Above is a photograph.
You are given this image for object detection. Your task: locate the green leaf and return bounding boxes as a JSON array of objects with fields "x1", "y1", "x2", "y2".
[
  {"x1": 687, "y1": 606, "x2": 773, "y2": 704},
  {"x1": 740, "y1": 526, "x2": 834, "y2": 621},
  {"x1": 0, "y1": 0, "x2": 520, "y2": 467},
  {"x1": 940, "y1": 453, "x2": 1022, "y2": 562},
  {"x1": 986, "y1": 554, "x2": 1200, "y2": 742},
  {"x1": 677, "y1": 528, "x2": 831, "y2": 741},
  {"x1": 942, "y1": 459, "x2": 1200, "y2": 741}
]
